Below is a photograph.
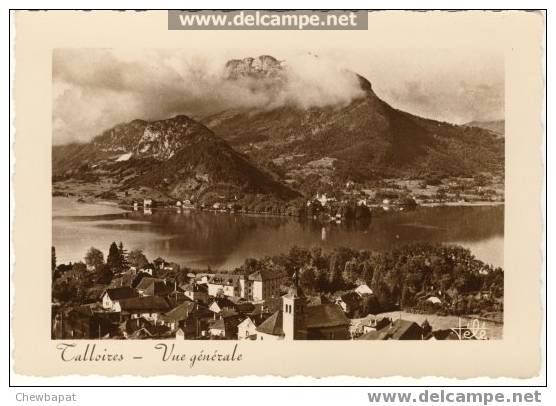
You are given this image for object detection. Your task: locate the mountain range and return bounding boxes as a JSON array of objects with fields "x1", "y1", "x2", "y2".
[{"x1": 52, "y1": 55, "x2": 504, "y2": 202}]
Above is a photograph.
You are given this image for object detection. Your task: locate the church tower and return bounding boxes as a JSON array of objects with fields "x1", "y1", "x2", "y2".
[{"x1": 282, "y1": 270, "x2": 307, "y2": 340}]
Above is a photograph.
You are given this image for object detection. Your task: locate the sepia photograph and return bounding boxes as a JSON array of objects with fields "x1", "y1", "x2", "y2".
[
  {"x1": 10, "y1": 7, "x2": 547, "y2": 385},
  {"x1": 50, "y1": 47, "x2": 505, "y2": 342}
]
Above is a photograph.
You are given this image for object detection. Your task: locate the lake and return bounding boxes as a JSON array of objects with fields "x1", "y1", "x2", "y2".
[{"x1": 52, "y1": 197, "x2": 504, "y2": 270}]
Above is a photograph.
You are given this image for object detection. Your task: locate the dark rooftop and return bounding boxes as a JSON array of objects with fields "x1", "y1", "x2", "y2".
[
  {"x1": 305, "y1": 304, "x2": 350, "y2": 329},
  {"x1": 105, "y1": 287, "x2": 138, "y2": 301},
  {"x1": 119, "y1": 296, "x2": 171, "y2": 312},
  {"x1": 256, "y1": 311, "x2": 284, "y2": 336}
]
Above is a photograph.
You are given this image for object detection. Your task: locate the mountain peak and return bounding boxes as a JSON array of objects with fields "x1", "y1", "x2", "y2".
[
  {"x1": 225, "y1": 55, "x2": 284, "y2": 79},
  {"x1": 168, "y1": 114, "x2": 196, "y2": 122},
  {"x1": 52, "y1": 114, "x2": 298, "y2": 201}
]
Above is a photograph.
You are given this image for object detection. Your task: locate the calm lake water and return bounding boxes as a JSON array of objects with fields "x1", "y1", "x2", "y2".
[{"x1": 52, "y1": 197, "x2": 504, "y2": 270}]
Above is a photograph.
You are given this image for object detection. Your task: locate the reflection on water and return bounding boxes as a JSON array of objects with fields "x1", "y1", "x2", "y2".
[{"x1": 53, "y1": 200, "x2": 504, "y2": 270}]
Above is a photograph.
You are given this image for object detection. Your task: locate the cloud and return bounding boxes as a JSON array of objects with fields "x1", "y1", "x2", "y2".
[
  {"x1": 383, "y1": 79, "x2": 504, "y2": 125},
  {"x1": 52, "y1": 49, "x2": 364, "y2": 145},
  {"x1": 52, "y1": 48, "x2": 504, "y2": 145},
  {"x1": 329, "y1": 48, "x2": 504, "y2": 125}
]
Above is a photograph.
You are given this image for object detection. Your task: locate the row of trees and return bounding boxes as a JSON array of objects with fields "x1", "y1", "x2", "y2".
[
  {"x1": 52, "y1": 241, "x2": 504, "y2": 317},
  {"x1": 232, "y1": 243, "x2": 504, "y2": 316},
  {"x1": 52, "y1": 242, "x2": 151, "y2": 303}
]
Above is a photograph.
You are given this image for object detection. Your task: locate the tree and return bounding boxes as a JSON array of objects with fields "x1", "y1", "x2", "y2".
[
  {"x1": 328, "y1": 252, "x2": 345, "y2": 292},
  {"x1": 426, "y1": 175, "x2": 443, "y2": 186},
  {"x1": 52, "y1": 279, "x2": 78, "y2": 303},
  {"x1": 85, "y1": 247, "x2": 104, "y2": 271},
  {"x1": 52, "y1": 262, "x2": 89, "y2": 303},
  {"x1": 106, "y1": 242, "x2": 124, "y2": 272},
  {"x1": 342, "y1": 259, "x2": 358, "y2": 287},
  {"x1": 474, "y1": 173, "x2": 489, "y2": 187},
  {"x1": 72, "y1": 261, "x2": 87, "y2": 274},
  {"x1": 300, "y1": 266, "x2": 317, "y2": 293},
  {"x1": 360, "y1": 294, "x2": 381, "y2": 316},
  {"x1": 55, "y1": 263, "x2": 72, "y2": 274},
  {"x1": 361, "y1": 261, "x2": 374, "y2": 285},
  {"x1": 315, "y1": 269, "x2": 329, "y2": 293},
  {"x1": 127, "y1": 249, "x2": 149, "y2": 269},
  {"x1": 118, "y1": 241, "x2": 129, "y2": 269},
  {"x1": 243, "y1": 258, "x2": 262, "y2": 274},
  {"x1": 51, "y1": 246, "x2": 57, "y2": 273},
  {"x1": 95, "y1": 263, "x2": 114, "y2": 285}
]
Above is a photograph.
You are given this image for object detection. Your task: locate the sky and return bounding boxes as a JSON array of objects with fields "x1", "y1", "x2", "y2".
[{"x1": 52, "y1": 48, "x2": 504, "y2": 145}]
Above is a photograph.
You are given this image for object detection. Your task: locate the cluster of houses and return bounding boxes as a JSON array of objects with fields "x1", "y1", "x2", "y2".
[
  {"x1": 353, "y1": 317, "x2": 436, "y2": 340},
  {"x1": 306, "y1": 174, "x2": 504, "y2": 215},
  {"x1": 351, "y1": 315, "x2": 485, "y2": 340},
  {"x1": 52, "y1": 256, "x2": 478, "y2": 341},
  {"x1": 52, "y1": 262, "x2": 353, "y2": 340},
  {"x1": 132, "y1": 198, "x2": 195, "y2": 212},
  {"x1": 305, "y1": 190, "x2": 418, "y2": 221},
  {"x1": 130, "y1": 196, "x2": 249, "y2": 215}
]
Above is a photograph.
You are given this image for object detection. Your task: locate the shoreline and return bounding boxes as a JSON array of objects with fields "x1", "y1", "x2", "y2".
[
  {"x1": 52, "y1": 196, "x2": 129, "y2": 217},
  {"x1": 420, "y1": 201, "x2": 504, "y2": 208},
  {"x1": 54, "y1": 195, "x2": 505, "y2": 217}
]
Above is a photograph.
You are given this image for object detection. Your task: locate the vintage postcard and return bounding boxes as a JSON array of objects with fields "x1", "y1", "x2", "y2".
[{"x1": 11, "y1": 10, "x2": 545, "y2": 378}]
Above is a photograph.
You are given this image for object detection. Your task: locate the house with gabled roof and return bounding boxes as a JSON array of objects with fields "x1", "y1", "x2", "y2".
[
  {"x1": 175, "y1": 327, "x2": 186, "y2": 339},
  {"x1": 203, "y1": 269, "x2": 286, "y2": 302},
  {"x1": 207, "y1": 274, "x2": 242, "y2": 297},
  {"x1": 354, "y1": 283, "x2": 373, "y2": 297},
  {"x1": 159, "y1": 301, "x2": 197, "y2": 330},
  {"x1": 358, "y1": 319, "x2": 424, "y2": 340},
  {"x1": 256, "y1": 310, "x2": 285, "y2": 340},
  {"x1": 165, "y1": 290, "x2": 193, "y2": 309},
  {"x1": 208, "y1": 319, "x2": 227, "y2": 338},
  {"x1": 145, "y1": 280, "x2": 174, "y2": 297},
  {"x1": 135, "y1": 277, "x2": 168, "y2": 296},
  {"x1": 118, "y1": 296, "x2": 171, "y2": 323},
  {"x1": 204, "y1": 305, "x2": 242, "y2": 339},
  {"x1": 102, "y1": 287, "x2": 139, "y2": 311},
  {"x1": 303, "y1": 304, "x2": 351, "y2": 339},
  {"x1": 353, "y1": 315, "x2": 392, "y2": 337},
  {"x1": 160, "y1": 301, "x2": 212, "y2": 338},
  {"x1": 181, "y1": 282, "x2": 209, "y2": 303},
  {"x1": 119, "y1": 317, "x2": 171, "y2": 339},
  {"x1": 208, "y1": 296, "x2": 237, "y2": 315},
  {"x1": 246, "y1": 269, "x2": 285, "y2": 301},
  {"x1": 237, "y1": 317, "x2": 258, "y2": 340},
  {"x1": 83, "y1": 285, "x2": 107, "y2": 304},
  {"x1": 109, "y1": 271, "x2": 136, "y2": 289}
]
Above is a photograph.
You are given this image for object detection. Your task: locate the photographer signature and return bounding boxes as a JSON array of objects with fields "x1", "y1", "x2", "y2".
[{"x1": 450, "y1": 318, "x2": 489, "y2": 340}]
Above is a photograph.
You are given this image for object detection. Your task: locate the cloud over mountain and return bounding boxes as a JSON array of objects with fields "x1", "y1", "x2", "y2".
[
  {"x1": 52, "y1": 49, "x2": 504, "y2": 145},
  {"x1": 53, "y1": 50, "x2": 364, "y2": 145}
]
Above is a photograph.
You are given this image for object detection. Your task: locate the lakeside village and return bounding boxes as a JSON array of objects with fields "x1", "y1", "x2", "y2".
[
  {"x1": 58, "y1": 174, "x2": 505, "y2": 220},
  {"x1": 52, "y1": 240, "x2": 504, "y2": 341},
  {"x1": 134, "y1": 175, "x2": 504, "y2": 218}
]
